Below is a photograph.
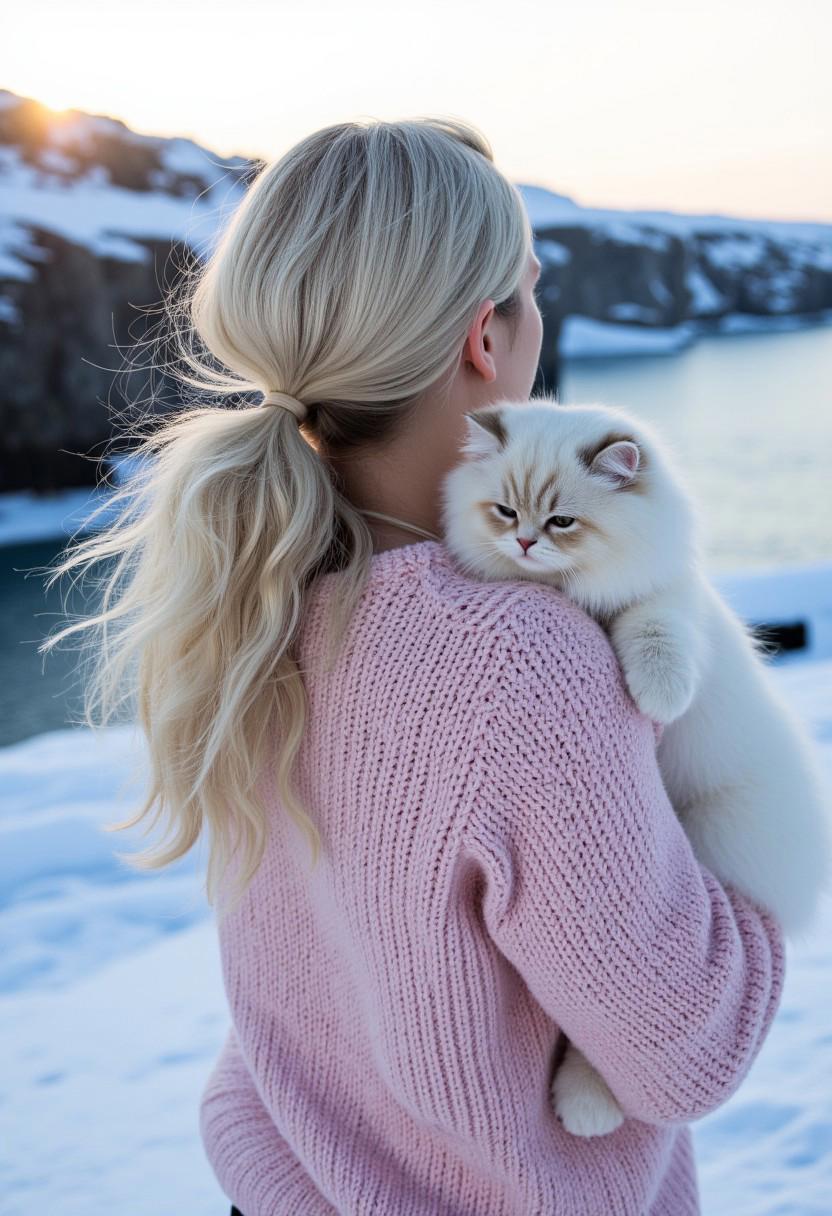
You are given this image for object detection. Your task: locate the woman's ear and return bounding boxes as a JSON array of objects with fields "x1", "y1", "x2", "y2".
[
  {"x1": 590, "y1": 439, "x2": 640, "y2": 486},
  {"x1": 464, "y1": 298, "x2": 498, "y2": 383},
  {"x1": 461, "y1": 408, "x2": 507, "y2": 459}
]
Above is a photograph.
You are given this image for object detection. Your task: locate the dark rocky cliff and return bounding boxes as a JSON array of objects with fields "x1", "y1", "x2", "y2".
[
  {"x1": 524, "y1": 190, "x2": 832, "y2": 397},
  {"x1": 0, "y1": 90, "x2": 255, "y2": 490}
]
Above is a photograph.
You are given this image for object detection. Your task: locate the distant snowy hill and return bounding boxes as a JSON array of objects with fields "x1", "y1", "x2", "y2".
[{"x1": 1, "y1": 87, "x2": 832, "y2": 490}]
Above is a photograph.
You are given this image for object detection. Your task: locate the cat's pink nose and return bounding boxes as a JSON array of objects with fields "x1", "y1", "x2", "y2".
[{"x1": 517, "y1": 537, "x2": 536, "y2": 553}]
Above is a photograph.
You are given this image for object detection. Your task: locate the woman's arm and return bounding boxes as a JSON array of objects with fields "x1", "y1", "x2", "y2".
[{"x1": 467, "y1": 586, "x2": 786, "y2": 1127}]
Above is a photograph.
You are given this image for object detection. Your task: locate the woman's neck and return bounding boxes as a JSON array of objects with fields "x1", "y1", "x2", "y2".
[{"x1": 357, "y1": 509, "x2": 440, "y2": 553}]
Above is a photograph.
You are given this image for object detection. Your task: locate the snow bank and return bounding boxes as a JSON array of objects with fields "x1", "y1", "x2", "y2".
[{"x1": 559, "y1": 311, "x2": 832, "y2": 360}]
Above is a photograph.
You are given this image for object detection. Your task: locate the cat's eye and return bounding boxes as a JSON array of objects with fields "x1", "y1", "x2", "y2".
[
  {"x1": 548, "y1": 515, "x2": 576, "y2": 529},
  {"x1": 495, "y1": 504, "x2": 517, "y2": 519}
]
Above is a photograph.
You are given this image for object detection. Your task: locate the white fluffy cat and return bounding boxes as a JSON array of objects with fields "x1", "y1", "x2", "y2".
[{"x1": 439, "y1": 395, "x2": 832, "y2": 1139}]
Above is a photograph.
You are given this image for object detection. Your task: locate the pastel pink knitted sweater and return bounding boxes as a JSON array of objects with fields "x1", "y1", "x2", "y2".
[{"x1": 199, "y1": 539, "x2": 786, "y2": 1216}]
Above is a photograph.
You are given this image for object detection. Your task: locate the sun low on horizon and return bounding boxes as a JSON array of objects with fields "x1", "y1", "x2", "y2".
[{"x1": 3, "y1": 0, "x2": 831, "y2": 224}]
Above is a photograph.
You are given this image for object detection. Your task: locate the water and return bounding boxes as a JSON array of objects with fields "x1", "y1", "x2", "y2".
[
  {"x1": 2, "y1": 322, "x2": 831, "y2": 746},
  {"x1": 561, "y1": 321, "x2": 832, "y2": 572},
  {"x1": 0, "y1": 538, "x2": 103, "y2": 746}
]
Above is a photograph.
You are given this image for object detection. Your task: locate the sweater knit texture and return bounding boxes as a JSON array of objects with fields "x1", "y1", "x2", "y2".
[{"x1": 199, "y1": 539, "x2": 786, "y2": 1216}]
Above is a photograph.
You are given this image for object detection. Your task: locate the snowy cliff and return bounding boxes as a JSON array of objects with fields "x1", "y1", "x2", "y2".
[
  {"x1": 519, "y1": 184, "x2": 832, "y2": 383},
  {"x1": 2, "y1": 88, "x2": 831, "y2": 489}
]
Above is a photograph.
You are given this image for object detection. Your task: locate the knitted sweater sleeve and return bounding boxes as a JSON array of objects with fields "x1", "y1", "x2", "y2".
[{"x1": 466, "y1": 588, "x2": 786, "y2": 1127}]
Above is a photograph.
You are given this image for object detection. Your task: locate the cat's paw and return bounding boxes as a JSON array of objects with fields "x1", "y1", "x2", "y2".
[
  {"x1": 551, "y1": 1049, "x2": 625, "y2": 1137},
  {"x1": 611, "y1": 619, "x2": 697, "y2": 724}
]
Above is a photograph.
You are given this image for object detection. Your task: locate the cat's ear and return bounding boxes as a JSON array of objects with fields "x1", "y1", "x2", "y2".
[
  {"x1": 590, "y1": 439, "x2": 640, "y2": 486},
  {"x1": 461, "y1": 409, "x2": 508, "y2": 460}
]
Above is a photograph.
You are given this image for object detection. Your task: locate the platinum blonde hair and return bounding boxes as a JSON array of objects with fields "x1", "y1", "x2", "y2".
[{"x1": 37, "y1": 116, "x2": 532, "y2": 914}]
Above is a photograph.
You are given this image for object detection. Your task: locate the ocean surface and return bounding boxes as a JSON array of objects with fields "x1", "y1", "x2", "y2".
[
  {"x1": 560, "y1": 319, "x2": 832, "y2": 572},
  {"x1": 1, "y1": 320, "x2": 831, "y2": 746}
]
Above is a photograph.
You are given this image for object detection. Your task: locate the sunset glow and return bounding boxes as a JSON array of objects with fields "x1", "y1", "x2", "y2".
[{"x1": 3, "y1": 0, "x2": 830, "y2": 221}]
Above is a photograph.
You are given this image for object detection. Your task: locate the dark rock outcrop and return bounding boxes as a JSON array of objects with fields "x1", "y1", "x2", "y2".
[{"x1": 529, "y1": 213, "x2": 832, "y2": 394}]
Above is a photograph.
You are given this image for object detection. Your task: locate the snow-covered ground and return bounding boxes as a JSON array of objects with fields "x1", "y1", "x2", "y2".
[
  {"x1": 0, "y1": 484, "x2": 115, "y2": 547},
  {"x1": 2, "y1": 656, "x2": 831, "y2": 1215},
  {"x1": 558, "y1": 310, "x2": 832, "y2": 360}
]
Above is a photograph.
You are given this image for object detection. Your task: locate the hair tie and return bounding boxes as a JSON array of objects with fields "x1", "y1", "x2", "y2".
[{"x1": 260, "y1": 390, "x2": 308, "y2": 422}]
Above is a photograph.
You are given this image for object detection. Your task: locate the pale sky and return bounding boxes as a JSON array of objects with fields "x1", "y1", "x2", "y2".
[{"x1": 5, "y1": 0, "x2": 830, "y2": 222}]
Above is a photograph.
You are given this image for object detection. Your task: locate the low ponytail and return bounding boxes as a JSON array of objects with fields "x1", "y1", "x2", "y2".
[{"x1": 37, "y1": 115, "x2": 531, "y2": 911}]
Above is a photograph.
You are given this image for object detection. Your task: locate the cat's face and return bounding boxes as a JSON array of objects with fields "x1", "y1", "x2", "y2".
[{"x1": 439, "y1": 397, "x2": 695, "y2": 610}]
